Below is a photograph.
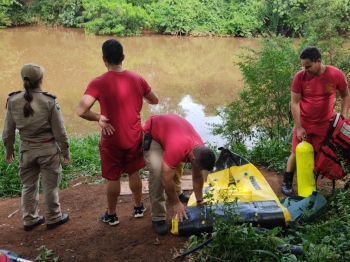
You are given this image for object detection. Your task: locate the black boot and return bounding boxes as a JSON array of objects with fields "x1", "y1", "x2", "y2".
[{"x1": 281, "y1": 171, "x2": 294, "y2": 196}]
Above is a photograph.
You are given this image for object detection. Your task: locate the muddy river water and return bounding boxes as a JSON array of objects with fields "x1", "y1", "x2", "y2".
[{"x1": 0, "y1": 27, "x2": 258, "y2": 145}]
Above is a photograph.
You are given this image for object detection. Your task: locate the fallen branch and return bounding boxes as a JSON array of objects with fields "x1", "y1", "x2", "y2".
[{"x1": 8, "y1": 209, "x2": 19, "y2": 218}]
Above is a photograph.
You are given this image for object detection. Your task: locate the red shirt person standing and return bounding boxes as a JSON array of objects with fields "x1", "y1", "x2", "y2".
[
  {"x1": 77, "y1": 39, "x2": 159, "y2": 225},
  {"x1": 282, "y1": 46, "x2": 349, "y2": 196}
]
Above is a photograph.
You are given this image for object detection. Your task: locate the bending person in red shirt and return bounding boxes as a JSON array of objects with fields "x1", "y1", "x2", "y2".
[
  {"x1": 143, "y1": 114, "x2": 216, "y2": 235},
  {"x1": 282, "y1": 46, "x2": 349, "y2": 196},
  {"x1": 77, "y1": 39, "x2": 159, "y2": 225}
]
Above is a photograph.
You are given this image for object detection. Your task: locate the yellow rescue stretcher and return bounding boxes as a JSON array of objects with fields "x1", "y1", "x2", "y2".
[{"x1": 171, "y1": 147, "x2": 292, "y2": 236}]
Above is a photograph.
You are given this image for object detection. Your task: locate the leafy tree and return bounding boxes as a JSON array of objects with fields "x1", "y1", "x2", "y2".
[
  {"x1": 126, "y1": 0, "x2": 154, "y2": 7},
  {"x1": 297, "y1": 0, "x2": 350, "y2": 77},
  {"x1": 212, "y1": 36, "x2": 299, "y2": 146},
  {"x1": 213, "y1": 0, "x2": 350, "y2": 166},
  {"x1": 224, "y1": 0, "x2": 266, "y2": 36},
  {"x1": 148, "y1": 0, "x2": 266, "y2": 36},
  {"x1": 78, "y1": 0, "x2": 149, "y2": 36},
  {"x1": 147, "y1": 0, "x2": 201, "y2": 35},
  {"x1": 27, "y1": 0, "x2": 63, "y2": 25},
  {"x1": 0, "y1": 0, "x2": 27, "y2": 28},
  {"x1": 296, "y1": 0, "x2": 350, "y2": 117},
  {"x1": 263, "y1": 0, "x2": 307, "y2": 35},
  {"x1": 59, "y1": 0, "x2": 84, "y2": 27}
]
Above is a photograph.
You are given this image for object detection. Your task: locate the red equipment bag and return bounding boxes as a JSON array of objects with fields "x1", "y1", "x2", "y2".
[{"x1": 314, "y1": 113, "x2": 350, "y2": 180}]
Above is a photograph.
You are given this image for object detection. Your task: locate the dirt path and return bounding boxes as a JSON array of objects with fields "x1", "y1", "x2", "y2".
[{"x1": 0, "y1": 168, "x2": 336, "y2": 262}]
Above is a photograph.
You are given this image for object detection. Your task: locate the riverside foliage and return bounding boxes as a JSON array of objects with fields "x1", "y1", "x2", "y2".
[
  {"x1": 185, "y1": 189, "x2": 350, "y2": 261},
  {"x1": 0, "y1": 133, "x2": 101, "y2": 198},
  {"x1": 2, "y1": 1, "x2": 350, "y2": 261},
  {"x1": 211, "y1": 0, "x2": 350, "y2": 171},
  {"x1": 1, "y1": 0, "x2": 350, "y2": 37}
]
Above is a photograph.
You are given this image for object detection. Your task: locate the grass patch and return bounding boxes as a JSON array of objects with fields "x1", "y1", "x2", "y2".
[
  {"x1": 0, "y1": 137, "x2": 228, "y2": 198},
  {"x1": 0, "y1": 133, "x2": 102, "y2": 198}
]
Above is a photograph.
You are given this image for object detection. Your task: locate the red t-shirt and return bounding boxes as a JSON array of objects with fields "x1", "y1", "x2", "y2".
[
  {"x1": 85, "y1": 70, "x2": 151, "y2": 148},
  {"x1": 143, "y1": 114, "x2": 204, "y2": 169},
  {"x1": 292, "y1": 65, "x2": 348, "y2": 127}
]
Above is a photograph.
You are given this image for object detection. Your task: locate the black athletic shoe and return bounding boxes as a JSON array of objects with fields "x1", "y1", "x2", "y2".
[
  {"x1": 24, "y1": 216, "x2": 45, "y2": 231},
  {"x1": 179, "y1": 192, "x2": 190, "y2": 203},
  {"x1": 46, "y1": 214, "x2": 69, "y2": 230},
  {"x1": 152, "y1": 220, "x2": 167, "y2": 235},
  {"x1": 102, "y1": 212, "x2": 119, "y2": 226},
  {"x1": 134, "y1": 203, "x2": 147, "y2": 218}
]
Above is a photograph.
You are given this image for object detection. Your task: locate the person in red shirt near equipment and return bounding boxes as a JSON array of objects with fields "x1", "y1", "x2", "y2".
[
  {"x1": 282, "y1": 46, "x2": 349, "y2": 196},
  {"x1": 143, "y1": 113, "x2": 216, "y2": 235},
  {"x1": 77, "y1": 39, "x2": 159, "y2": 225}
]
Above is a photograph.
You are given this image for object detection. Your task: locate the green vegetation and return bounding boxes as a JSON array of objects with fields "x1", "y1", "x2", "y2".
[
  {"x1": 0, "y1": 133, "x2": 102, "y2": 198},
  {"x1": 79, "y1": 0, "x2": 149, "y2": 36},
  {"x1": 36, "y1": 245, "x2": 61, "y2": 262},
  {"x1": 0, "y1": 0, "x2": 28, "y2": 27},
  {"x1": 210, "y1": 36, "x2": 299, "y2": 171},
  {"x1": 0, "y1": 135, "x2": 21, "y2": 197},
  {"x1": 147, "y1": 0, "x2": 265, "y2": 36},
  {"x1": 1, "y1": 0, "x2": 350, "y2": 261},
  {"x1": 185, "y1": 189, "x2": 350, "y2": 261},
  {"x1": 192, "y1": 4, "x2": 350, "y2": 259},
  {"x1": 211, "y1": 0, "x2": 350, "y2": 172},
  {"x1": 1, "y1": 0, "x2": 350, "y2": 37}
]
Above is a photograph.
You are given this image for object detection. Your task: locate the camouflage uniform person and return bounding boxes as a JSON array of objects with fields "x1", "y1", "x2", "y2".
[{"x1": 2, "y1": 63, "x2": 70, "y2": 231}]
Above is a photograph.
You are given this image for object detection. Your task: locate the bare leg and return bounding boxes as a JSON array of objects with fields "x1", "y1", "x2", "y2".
[
  {"x1": 107, "y1": 180, "x2": 120, "y2": 215},
  {"x1": 128, "y1": 170, "x2": 142, "y2": 207},
  {"x1": 286, "y1": 153, "x2": 296, "y2": 172}
]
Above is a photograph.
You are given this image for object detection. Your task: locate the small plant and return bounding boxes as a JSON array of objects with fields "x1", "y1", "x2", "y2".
[
  {"x1": 185, "y1": 184, "x2": 350, "y2": 261},
  {"x1": 36, "y1": 245, "x2": 61, "y2": 262},
  {"x1": 247, "y1": 126, "x2": 293, "y2": 172},
  {"x1": 185, "y1": 196, "x2": 296, "y2": 261}
]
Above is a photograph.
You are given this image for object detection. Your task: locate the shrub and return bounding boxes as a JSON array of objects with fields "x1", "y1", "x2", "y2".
[
  {"x1": 148, "y1": 0, "x2": 266, "y2": 36},
  {"x1": 247, "y1": 125, "x2": 293, "y2": 172},
  {"x1": 186, "y1": 189, "x2": 350, "y2": 261},
  {"x1": 59, "y1": 0, "x2": 84, "y2": 27},
  {"x1": 78, "y1": 0, "x2": 149, "y2": 36},
  {"x1": 0, "y1": 133, "x2": 102, "y2": 198},
  {"x1": 186, "y1": 199, "x2": 295, "y2": 261},
  {"x1": 0, "y1": 0, "x2": 28, "y2": 28},
  {"x1": 27, "y1": 0, "x2": 62, "y2": 25},
  {"x1": 212, "y1": 36, "x2": 299, "y2": 146}
]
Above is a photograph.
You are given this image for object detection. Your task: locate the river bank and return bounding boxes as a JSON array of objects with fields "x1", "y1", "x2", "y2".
[{"x1": 0, "y1": 166, "x2": 339, "y2": 261}]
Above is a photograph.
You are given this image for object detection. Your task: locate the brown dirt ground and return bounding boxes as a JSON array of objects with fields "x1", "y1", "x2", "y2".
[{"x1": 0, "y1": 168, "x2": 340, "y2": 262}]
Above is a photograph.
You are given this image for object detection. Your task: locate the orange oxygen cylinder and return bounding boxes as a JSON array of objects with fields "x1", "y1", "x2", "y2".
[{"x1": 296, "y1": 140, "x2": 316, "y2": 197}]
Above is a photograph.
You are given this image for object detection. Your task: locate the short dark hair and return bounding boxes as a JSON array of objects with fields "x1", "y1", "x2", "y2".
[
  {"x1": 300, "y1": 46, "x2": 322, "y2": 62},
  {"x1": 102, "y1": 39, "x2": 124, "y2": 65},
  {"x1": 194, "y1": 146, "x2": 216, "y2": 171}
]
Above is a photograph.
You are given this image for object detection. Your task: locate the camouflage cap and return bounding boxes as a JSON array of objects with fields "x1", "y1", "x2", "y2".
[{"x1": 21, "y1": 63, "x2": 45, "y2": 82}]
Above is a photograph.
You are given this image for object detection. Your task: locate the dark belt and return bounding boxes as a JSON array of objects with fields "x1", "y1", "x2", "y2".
[{"x1": 27, "y1": 139, "x2": 54, "y2": 144}]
